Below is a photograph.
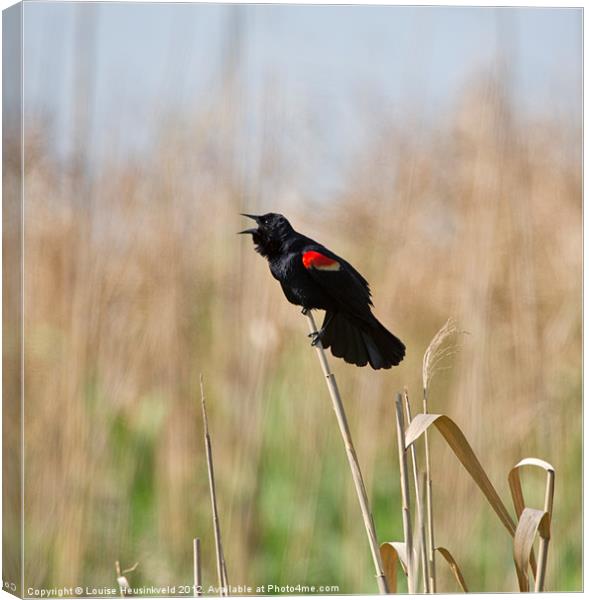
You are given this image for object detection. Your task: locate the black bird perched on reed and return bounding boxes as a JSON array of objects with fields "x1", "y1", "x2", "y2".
[{"x1": 240, "y1": 213, "x2": 405, "y2": 369}]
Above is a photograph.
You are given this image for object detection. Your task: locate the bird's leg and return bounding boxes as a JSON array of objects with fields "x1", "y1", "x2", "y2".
[
  {"x1": 308, "y1": 311, "x2": 335, "y2": 346},
  {"x1": 321, "y1": 311, "x2": 335, "y2": 331},
  {"x1": 301, "y1": 308, "x2": 322, "y2": 344}
]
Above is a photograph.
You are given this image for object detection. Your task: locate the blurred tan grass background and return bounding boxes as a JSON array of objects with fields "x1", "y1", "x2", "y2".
[{"x1": 13, "y1": 3, "x2": 582, "y2": 594}]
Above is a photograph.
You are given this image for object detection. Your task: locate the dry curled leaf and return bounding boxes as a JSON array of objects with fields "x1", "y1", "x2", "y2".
[
  {"x1": 508, "y1": 458, "x2": 555, "y2": 521},
  {"x1": 380, "y1": 542, "x2": 408, "y2": 592},
  {"x1": 508, "y1": 458, "x2": 555, "y2": 591},
  {"x1": 513, "y1": 508, "x2": 551, "y2": 591}
]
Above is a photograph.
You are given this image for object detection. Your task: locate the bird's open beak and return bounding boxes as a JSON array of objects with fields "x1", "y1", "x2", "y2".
[{"x1": 238, "y1": 213, "x2": 261, "y2": 235}]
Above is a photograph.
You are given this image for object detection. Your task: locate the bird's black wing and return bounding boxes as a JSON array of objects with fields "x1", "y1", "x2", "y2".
[{"x1": 300, "y1": 244, "x2": 374, "y2": 322}]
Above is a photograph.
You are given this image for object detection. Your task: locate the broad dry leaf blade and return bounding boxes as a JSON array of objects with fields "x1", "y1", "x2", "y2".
[
  {"x1": 435, "y1": 546, "x2": 468, "y2": 592},
  {"x1": 405, "y1": 413, "x2": 516, "y2": 536}
]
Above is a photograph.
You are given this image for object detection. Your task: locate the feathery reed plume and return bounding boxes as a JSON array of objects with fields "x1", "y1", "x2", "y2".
[
  {"x1": 422, "y1": 318, "x2": 461, "y2": 392},
  {"x1": 304, "y1": 311, "x2": 389, "y2": 594},
  {"x1": 200, "y1": 375, "x2": 229, "y2": 596},
  {"x1": 394, "y1": 394, "x2": 415, "y2": 593},
  {"x1": 193, "y1": 538, "x2": 202, "y2": 597},
  {"x1": 421, "y1": 318, "x2": 461, "y2": 592},
  {"x1": 403, "y1": 388, "x2": 429, "y2": 592}
]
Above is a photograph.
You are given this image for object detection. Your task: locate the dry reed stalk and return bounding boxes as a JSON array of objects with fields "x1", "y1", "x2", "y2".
[
  {"x1": 536, "y1": 469, "x2": 555, "y2": 592},
  {"x1": 403, "y1": 388, "x2": 429, "y2": 592},
  {"x1": 414, "y1": 472, "x2": 428, "y2": 589},
  {"x1": 394, "y1": 394, "x2": 415, "y2": 593},
  {"x1": 200, "y1": 375, "x2": 229, "y2": 596},
  {"x1": 304, "y1": 311, "x2": 389, "y2": 594},
  {"x1": 115, "y1": 561, "x2": 138, "y2": 598},
  {"x1": 115, "y1": 561, "x2": 125, "y2": 599},
  {"x1": 422, "y1": 318, "x2": 460, "y2": 592},
  {"x1": 422, "y1": 386, "x2": 436, "y2": 591},
  {"x1": 193, "y1": 538, "x2": 202, "y2": 597}
]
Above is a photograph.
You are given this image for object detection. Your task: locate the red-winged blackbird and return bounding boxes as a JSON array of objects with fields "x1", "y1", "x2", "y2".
[{"x1": 240, "y1": 213, "x2": 405, "y2": 369}]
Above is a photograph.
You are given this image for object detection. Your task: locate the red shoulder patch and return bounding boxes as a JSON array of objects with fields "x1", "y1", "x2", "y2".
[{"x1": 302, "y1": 251, "x2": 341, "y2": 271}]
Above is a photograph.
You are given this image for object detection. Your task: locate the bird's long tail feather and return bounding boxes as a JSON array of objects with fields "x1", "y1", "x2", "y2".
[{"x1": 320, "y1": 311, "x2": 405, "y2": 370}]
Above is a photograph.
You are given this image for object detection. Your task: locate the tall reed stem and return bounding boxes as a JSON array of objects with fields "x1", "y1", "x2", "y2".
[
  {"x1": 535, "y1": 470, "x2": 555, "y2": 592},
  {"x1": 115, "y1": 561, "x2": 125, "y2": 599},
  {"x1": 304, "y1": 311, "x2": 389, "y2": 594},
  {"x1": 423, "y1": 387, "x2": 437, "y2": 593},
  {"x1": 421, "y1": 318, "x2": 459, "y2": 593},
  {"x1": 193, "y1": 538, "x2": 202, "y2": 597},
  {"x1": 115, "y1": 561, "x2": 137, "y2": 598},
  {"x1": 200, "y1": 375, "x2": 229, "y2": 596},
  {"x1": 394, "y1": 394, "x2": 415, "y2": 593},
  {"x1": 403, "y1": 389, "x2": 429, "y2": 592}
]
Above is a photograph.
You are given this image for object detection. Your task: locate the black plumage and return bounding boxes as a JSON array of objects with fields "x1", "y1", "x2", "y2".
[{"x1": 240, "y1": 213, "x2": 405, "y2": 369}]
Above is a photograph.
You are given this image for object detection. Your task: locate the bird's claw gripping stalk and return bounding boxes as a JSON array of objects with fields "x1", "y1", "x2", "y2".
[
  {"x1": 308, "y1": 330, "x2": 321, "y2": 346},
  {"x1": 303, "y1": 309, "x2": 322, "y2": 344}
]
